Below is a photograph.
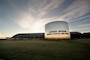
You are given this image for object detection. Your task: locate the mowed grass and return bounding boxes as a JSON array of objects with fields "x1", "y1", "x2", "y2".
[{"x1": 0, "y1": 39, "x2": 90, "y2": 60}]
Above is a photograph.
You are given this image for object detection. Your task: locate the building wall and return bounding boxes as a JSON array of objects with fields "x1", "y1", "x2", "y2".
[
  {"x1": 11, "y1": 33, "x2": 44, "y2": 40},
  {"x1": 45, "y1": 21, "x2": 71, "y2": 39}
]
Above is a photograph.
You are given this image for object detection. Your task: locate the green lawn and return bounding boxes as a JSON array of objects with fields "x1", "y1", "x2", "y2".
[{"x1": 0, "y1": 39, "x2": 90, "y2": 60}]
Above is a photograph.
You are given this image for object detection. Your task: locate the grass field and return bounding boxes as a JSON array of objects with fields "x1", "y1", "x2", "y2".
[{"x1": 0, "y1": 39, "x2": 90, "y2": 60}]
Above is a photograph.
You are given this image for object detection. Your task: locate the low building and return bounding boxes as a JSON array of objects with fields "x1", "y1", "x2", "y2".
[{"x1": 11, "y1": 33, "x2": 44, "y2": 40}]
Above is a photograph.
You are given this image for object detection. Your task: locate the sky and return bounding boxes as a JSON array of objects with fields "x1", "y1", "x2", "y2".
[{"x1": 0, "y1": 0, "x2": 90, "y2": 38}]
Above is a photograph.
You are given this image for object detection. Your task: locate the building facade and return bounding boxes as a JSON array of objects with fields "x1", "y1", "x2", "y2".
[{"x1": 45, "y1": 21, "x2": 71, "y2": 39}]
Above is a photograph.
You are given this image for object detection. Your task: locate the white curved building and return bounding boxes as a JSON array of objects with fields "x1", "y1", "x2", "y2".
[{"x1": 45, "y1": 21, "x2": 71, "y2": 39}]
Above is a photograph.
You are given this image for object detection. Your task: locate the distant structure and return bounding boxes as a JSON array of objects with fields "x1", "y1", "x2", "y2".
[
  {"x1": 70, "y1": 32, "x2": 82, "y2": 39},
  {"x1": 11, "y1": 21, "x2": 90, "y2": 40},
  {"x1": 45, "y1": 21, "x2": 71, "y2": 39},
  {"x1": 82, "y1": 32, "x2": 90, "y2": 39},
  {"x1": 12, "y1": 21, "x2": 71, "y2": 40},
  {"x1": 11, "y1": 32, "x2": 90, "y2": 40},
  {"x1": 11, "y1": 33, "x2": 44, "y2": 40}
]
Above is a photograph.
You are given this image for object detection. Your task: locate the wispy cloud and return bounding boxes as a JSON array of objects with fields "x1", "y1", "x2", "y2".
[
  {"x1": 72, "y1": 23, "x2": 90, "y2": 29},
  {"x1": 59, "y1": 0, "x2": 90, "y2": 22},
  {"x1": 5, "y1": 0, "x2": 90, "y2": 33},
  {"x1": 12, "y1": 0, "x2": 65, "y2": 32}
]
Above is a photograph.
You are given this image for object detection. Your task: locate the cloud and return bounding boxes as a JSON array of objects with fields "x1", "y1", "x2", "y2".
[
  {"x1": 69, "y1": 19, "x2": 90, "y2": 32},
  {"x1": 28, "y1": 0, "x2": 64, "y2": 16},
  {"x1": 72, "y1": 23, "x2": 90, "y2": 29},
  {"x1": 15, "y1": 12, "x2": 35, "y2": 28},
  {"x1": 59, "y1": 0, "x2": 90, "y2": 22},
  {"x1": 8, "y1": 0, "x2": 90, "y2": 33},
  {"x1": 12, "y1": 0, "x2": 65, "y2": 32},
  {"x1": 70, "y1": 25, "x2": 90, "y2": 33},
  {"x1": 70, "y1": 15, "x2": 90, "y2": 22}
]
